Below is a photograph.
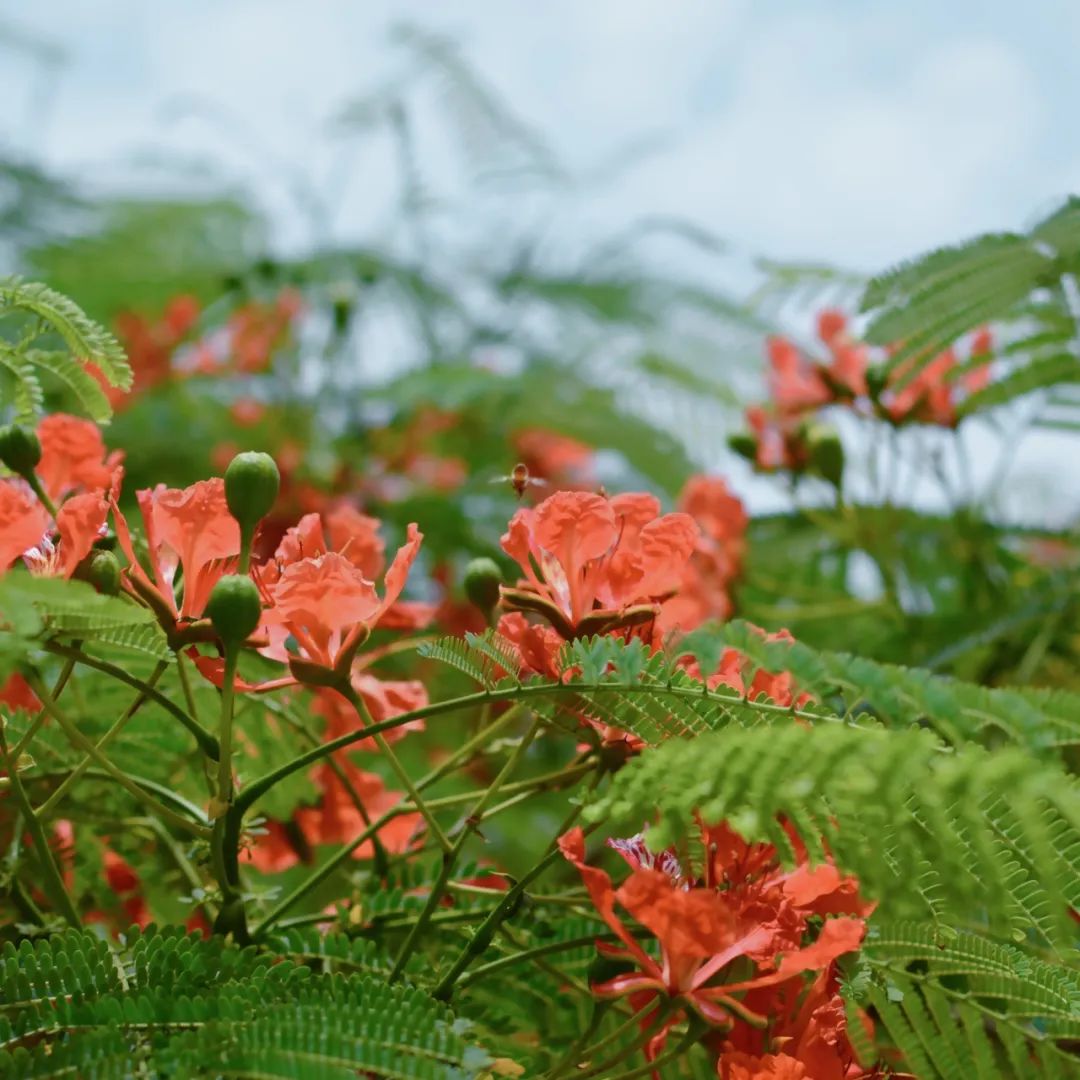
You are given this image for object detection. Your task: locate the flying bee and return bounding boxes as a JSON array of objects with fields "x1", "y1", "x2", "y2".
[{"x1": 490, "y1": 462, "x2": 548, "y2": 501}]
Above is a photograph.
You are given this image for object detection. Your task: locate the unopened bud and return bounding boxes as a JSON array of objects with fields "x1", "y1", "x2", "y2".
[
  {"x1": 0, "y1": 424, "x2": 42, "y2": 477},
  {"x1": 224, "y1": 451, "x2": 280, "y2": 531},
  {"x1": 807, "y1": 425, "x2": 845, "y2": 488},
  {"x1": 78, "y1": 550, "x2": 121, "y2": 595},
  {"x1": 727, "y1": 432, "x2": 758, "y2": 464},
  {"x1": 464, "y1": 557, "x2": 503, "y2": 613},
  {"x1": 206, "y1": 574, "x2": 262, "y2": 645}
]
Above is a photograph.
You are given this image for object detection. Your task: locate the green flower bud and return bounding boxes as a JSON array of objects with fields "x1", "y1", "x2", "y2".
[
  {"x1": 0, "y1": 423, "x2": 42, "y2": 477},
  {"x1": 865, "y1": 365, "x2": 888, "y2": 401},
  {"x1": 727, "y1": 431, "x2": 758, "y2": 464},
  {"x1": 807, "y1": 425, "x2": 845, "y2": 488},
  {"x1": 78, "y1": 550, "x2": 121, "y2": 596},
  {"x1": 224, "y1": 451, "x2": 280, "y2": 531},
  {"x1": 463, "y1": 557, "x2": 503, "y2": 613},
  {"x1": 206, "y1": 574, "x2": 263, "y2": 645}
]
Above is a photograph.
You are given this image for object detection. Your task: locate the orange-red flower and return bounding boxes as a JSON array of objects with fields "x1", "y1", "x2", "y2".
[
  {"x1": 113, "y1": 478, "x2": 239, "y2": 621},
  {"x1": 682, "y1": 626, "x2": 812, "y2": 709},
  {"x1": 500, "y1": 490, "x2": 698, "y2": 640},
  {"x1": 659, "y1": 475, "x2": 747, "y2": 633},
  {"x1": 264, "y1": 522, "x2": 424, "y2": 676},
  {"x1": 36, "y1": 414, "x2": 122, "y2": 502},
  {"x1": 0, "y1": 480, "x2": 51, "y2": 575},
  {"x1": 560, "y1": 821, "x2": 869, "y2": 1066},
  {"x1": 883, "y1": 327, "x2": 993, "y2": 427}
]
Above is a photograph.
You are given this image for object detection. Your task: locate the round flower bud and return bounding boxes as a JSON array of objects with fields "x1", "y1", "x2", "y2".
[
  {"x1": 727, "y1": 432, "x2": 758, "y2": 464},
  {"x1": 463, "y1": 557, "x2": 502, "y2": 613},
  {"x1": 807, "y1": 425, "x2": 845, "y2": 488},
  {"x1": 224, "y1": 451, "x2": 280, "y2": 530},
  {"x1": 79, "y1": 550, "x2": 121, "y2": 596},
  {"x1": 865, "y1": 365, "x2": 888, "y2": 401},
  {"x1": 0, "y1": 423, "x2": 42, "y2": 477},
  {"x1": 206, "y1": 574, "x2": 263, "y2": 645}
]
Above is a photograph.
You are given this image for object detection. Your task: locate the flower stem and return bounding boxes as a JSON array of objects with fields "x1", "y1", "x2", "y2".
[
  {"x1": 209, "y1": 646, "x2": 249, "y2": 940},
  {"x1": 44, "y1": 641, "x2": 218, "y2": 759},
  {"x1": 0, "y1": 729, "x2": 80, "y2": 928},
  {"x1": 247, "y1": 706, "x2": 554, "y2": 938},
  {"x1": 24, "y1": 671, "x2": 210, "y2": 838},
  {"x1": 389, "y1": 714, "x2": 543, "y2": 981},
  {"x1": 337, "y1": 680, "x2": 451, "y2": 854},
  {"x1": 433, "y1": 772, "x2": 600, "y2": 1002},
  {"x1": 11, "y1": 656, "x2": 77, "y2": 761},
  {"x1": 37, "y1": 660, "x2": 167, "y2": 818}
]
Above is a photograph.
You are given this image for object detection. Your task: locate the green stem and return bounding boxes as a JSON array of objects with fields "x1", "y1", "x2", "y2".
[
  {"x1": 603, "y1": 1022, "x2": 702, "y2": 1080},
  {"x1": 175, "y1": 651, "x2": 202, "y2": 725},
  {"x1": 389, "y1": 715, "x2": 543, "y2": 981},
  {"x1": 238, "y1": 523, "x2": 254, "y2": 575},
  {"x1": 0, "y1": 732, "x2": 79, "y2": 927},
  {"x1": 338, "y1": 680, "x2": 451, "y2": 854},
  {"x1": 11, "y1": 657, "x2": 77, "y2": 760},
  {"x1": 45, "y1": 641, "x2": 218, "y2": 759},
  {"x1": 215, "y1": 650, "x2": 239, "y2": 811},
  {"x1": 26, "y1": 472, "x2": 58, "y2": 518},
  {"x1": 209, "y1": 646, "x2": 248, "y2": 940},
  {"x1": 456, "y1": 934, "x2": 610, "y2": 989},
  {"x1": 564, "y1": 1005, "x2": 676, "y2": 1080},
  {"x1": 24, "y1": 672, "x2": 209, "y2": 839},
  {"x1": 237, "y1": 673, "x2": 824, "y2": 816},
  {"x1": 266, "y1": 696, "x2": 389, "y2": 875},
  {"x1": 247, "y1": 709, "x2": 558, "y2": 937},
  {"x1": 37, "y1": 660, "x2": 167, "y2": 818},
  {"x1": 433, "y1": 772, "x2": 600, "y2": 1002}
]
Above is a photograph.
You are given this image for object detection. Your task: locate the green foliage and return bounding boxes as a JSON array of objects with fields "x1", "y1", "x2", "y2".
[
  {"x1": 588, "y1": 723, "x2": 1080, "y2": 951},
  {"x1": 853, "y1": 922, "x2": 1080, "y2": 1078},
  {"x1": 0, "y1": 277, "x2": 131, "y2": 422},
  {"x1": 859, "y1": 197, "x2": 1080, "y2": 412},
  {"x1": 0, "y1": 574, "x2": 171, "y2": 667},
  {"x1": 687, "y1": 618, "x2": 1080, "y2": 754},
  {"x1": 0, "y1": 926, "x2": 490, "y2": 1079}
]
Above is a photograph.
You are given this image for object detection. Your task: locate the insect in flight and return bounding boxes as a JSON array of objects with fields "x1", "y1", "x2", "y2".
[{"x1": 490, "y1": 463, "x2": 548, "y2": 500}]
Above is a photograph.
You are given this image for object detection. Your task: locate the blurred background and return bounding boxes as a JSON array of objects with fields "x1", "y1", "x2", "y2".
[{"x1": 3, "y1": 3, "x2": 1080, "y2": 604}]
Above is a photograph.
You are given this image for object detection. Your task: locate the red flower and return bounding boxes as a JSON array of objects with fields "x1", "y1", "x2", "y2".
[
  {"x1": 767, "y1": 337, "x2": 831, "y2": 416},
  {"x1": 500, "y1": 490, "x2": 698, "y2": 639},
  {"x1": 682, "y1": 626, "x2": 812, "y2": 709},
  {"x1": 658, "y1": 475, "x2": 747, "y2": 633},
  {"x1": 264, "y1": 523, "x2": 423, "y2": 675},
  {"x1": 0, "y1": 480, "x2": 51, "y2": 575},
  {"x1": 882, "y1": 327, "x2": 993, "y2": 427},
  {"x1": 36, "y1": 414, "x2": 122, "y2": 502},
  {"x1": 113, "y1": 479, "x2": 240, "y2": 620},
  {"x1": 560, "y1": 822, "x2": 868, "y2": 1065},
  {"x1": 0, "y1": 673, "x2": 41, "y2": 714}
]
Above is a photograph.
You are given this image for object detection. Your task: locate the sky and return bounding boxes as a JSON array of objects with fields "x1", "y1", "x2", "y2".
[
  {"x1": 2, "y1": 0, "x2": 1079, "y2": 518},
  {"x1": 5, "y1": 0, "x2": 1079, "y2": 267}
]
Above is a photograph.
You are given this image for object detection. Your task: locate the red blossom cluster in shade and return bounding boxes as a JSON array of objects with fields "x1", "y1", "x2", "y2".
[
  {"x1": 0, "y1": 414, "x2": 121, "y2": 586},
  {"x1": 560, "y1": 822, "x2": 879, "y2": 1078},
  {"x1": 101, "y1": 289, "x2": 303, "y2": 413},
  {"x1": 737, "y1": 310, "x2": 994, "y2": 474}
]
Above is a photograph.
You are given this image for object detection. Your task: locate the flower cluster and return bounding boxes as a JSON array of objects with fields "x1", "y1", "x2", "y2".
[
  {"x1": 0, "y1": 414, "x2": 121, "y2": 584},
  {"x1": 734, "y1": 309, "x2": 995, "y2": 479},
  {"x1": 560, "y1": 822, "x2": 876, "y2": 1077}
]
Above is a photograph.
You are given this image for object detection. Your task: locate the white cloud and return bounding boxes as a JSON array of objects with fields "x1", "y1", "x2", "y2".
[{"x1": 600, "y1": 15, "x2": 1045, "y2": 267}]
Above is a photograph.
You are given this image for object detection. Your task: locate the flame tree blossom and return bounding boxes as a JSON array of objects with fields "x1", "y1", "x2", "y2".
[
  {"x1": 500, "y1": 490, "x2": 699, "y2": 641},
  {"x1": 560, "y1": 821, "x2": 873, "y2": 1072}
]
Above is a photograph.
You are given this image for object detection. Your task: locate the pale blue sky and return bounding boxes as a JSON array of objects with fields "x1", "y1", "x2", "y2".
[{"x1": 4, "y1": 1, "x2": 1079, "y2": 268}]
